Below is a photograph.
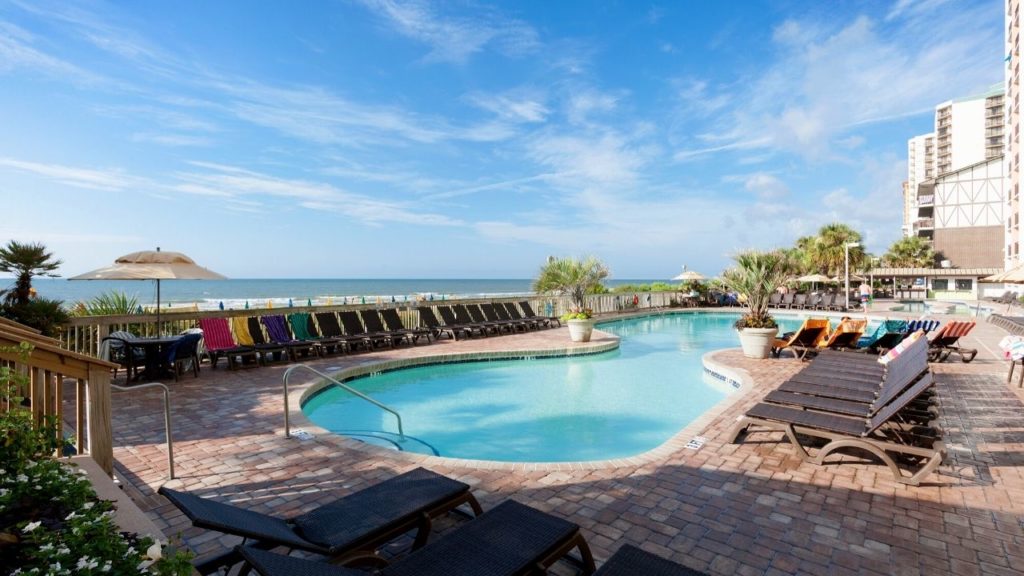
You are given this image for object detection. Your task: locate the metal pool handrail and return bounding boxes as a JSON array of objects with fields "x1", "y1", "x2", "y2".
[
  {"x1": 110, "y1": 382, "x2": 174, "y2": 480},
  {"x1": 282, "y1": 364, "x2": 404, "y2": 440}
]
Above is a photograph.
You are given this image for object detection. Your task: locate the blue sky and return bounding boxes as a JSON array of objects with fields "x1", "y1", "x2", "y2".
[{"x1": 0, "y1": 0, "x2": 1004, "y2": 279}]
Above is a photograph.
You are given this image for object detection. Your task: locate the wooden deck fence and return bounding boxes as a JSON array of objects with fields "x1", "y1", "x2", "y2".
[{"x1": 0, "y1": 316, "x2": 117, "y2": 475}]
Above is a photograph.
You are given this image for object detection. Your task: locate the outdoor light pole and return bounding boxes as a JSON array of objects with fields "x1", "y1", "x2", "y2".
[{"x1": 844, "y1": 242, "x2": 861, "y2": 310}]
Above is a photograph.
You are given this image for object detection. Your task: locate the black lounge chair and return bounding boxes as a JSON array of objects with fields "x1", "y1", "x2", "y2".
[
  {"x1": 381, "y1": 308, "x2": 432, "y2": 344},
  {"x1": 416, "y1": 307, "x2": 464, "y2": 340},
  {"x1": 437, "y1": 305, "x2": 489, "y2": 337},
  {"x1": 314, "y1": 312, "x2": 367, "y2": 353},
  {"x1": 595, "y1": 544, "x2": 706, "y2": 576},
  {"x1": 490, "y1": 302, "x2": 538, "y2": 330},
  {"x1": 768, "y1": 293, "x2": 782, "y2": 308},
  {"x1": 159, "y1": 467, "x2": 483, "y2": 575},
  {"x1": 263, "y1": 314, "x2": 320, "y2": 360},
  {"x1": 290, "y1": 312, "x2": 347, "y2": 355},
  {"x1": 479, "y1": 302, "x2": 524, "y2": 332},
  {"x1": 360, "y1": 309, "x2": 413, "y2": 346},
  {"x1": 245, "y1": 317, "x2": 290, "y2": 365},
  {"x1": 777, "y1": 293, "x2": 795, "y2": 309},
  {"x1": 340, "y1": 311, "x2": 393, "y2": 349},
  {"x1": 790, "y1": 293, "x2": 807, "y2": 309},
  {"x1": 503, "y1": 302, "x2": 547, "y2": 329},
  {"x1": 519, "y1": 301, "x2": 561, "y2": 327},
  {"x1": 730, "y1": 336, "x2": 944, "y2": 485},
  {"x1": 235, "y1": 499, "x2": 595, "y2": 576},
  {"x1": 460, "y1": 304, "x2": 506, "y2": 334}
]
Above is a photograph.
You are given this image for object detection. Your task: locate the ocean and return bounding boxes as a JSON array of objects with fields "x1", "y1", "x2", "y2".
[{"x1": 26, "y1": 278, "x2": 661, "y2": 311}]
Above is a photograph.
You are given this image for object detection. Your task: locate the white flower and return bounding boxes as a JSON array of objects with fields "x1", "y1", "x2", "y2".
[
  {"x1": 146, "y1": 542, "x2": 163, "y2": 561},
  {"x1": 100, "y1": 560, "x2": 111, "y2": 573},
  {"x1": 25, "y1": 460, "x2": 36, "y2": 469},
  {"x1": 57, "y1": 546, "x2": 70, "y2": 555},
  {"x1": 76, "y1": 557, "x2": 99, "y2": 570},
  {"x1": 65, "y1": 511, "x2": 76, "y2": 521},
  {"x1": 0, "y1": 488, "x2": 8, "y2": 497},
  {"x1": 82, "y1": 502, "x2": 94, "y2": 510},
  {"x1": 16, "y1": 474, "x2": 28, "y2": 483},
  {"x1": 39, "y1": 543, "x2": 53, "y2": 552},
  {"x1": 23, "y1": 521, "x2": 41, "y2": 533}
]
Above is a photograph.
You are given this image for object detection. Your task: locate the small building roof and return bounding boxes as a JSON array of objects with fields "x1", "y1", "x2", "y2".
[{"x1": 868, "y1": 267, "x2": 1002, "y2": 278}]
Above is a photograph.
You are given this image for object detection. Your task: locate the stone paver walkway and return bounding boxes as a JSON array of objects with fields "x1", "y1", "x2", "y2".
[{"x1": 99, "y1": 309, "x2": 1024, "y2": 575}]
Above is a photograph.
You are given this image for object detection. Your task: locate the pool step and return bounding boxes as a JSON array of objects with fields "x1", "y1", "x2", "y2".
[{"x1": 340, "y1": 430, "x2": 440, "y2": 456}]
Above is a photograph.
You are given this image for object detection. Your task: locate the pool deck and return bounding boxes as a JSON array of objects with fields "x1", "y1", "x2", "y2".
[{"x1": 105, "y1": 308, "x2": 1024, "y2": 575}]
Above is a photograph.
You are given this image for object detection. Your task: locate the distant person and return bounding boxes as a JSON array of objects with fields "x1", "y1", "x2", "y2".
[{"x1": 859, "y1": 282, "x2": 872, "y2": 308}]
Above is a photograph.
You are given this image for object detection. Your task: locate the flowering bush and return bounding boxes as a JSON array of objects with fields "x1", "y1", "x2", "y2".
[
  {"x1": 560, "y1": 308, "x2": 593, "y2": 321},
  {"x1": 0, "y1": 344, "x2": 192, "y2": 575}
]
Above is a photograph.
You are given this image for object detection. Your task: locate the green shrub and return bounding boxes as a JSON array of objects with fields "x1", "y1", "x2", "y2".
[
  {"x1": 1, "y1": 298, "x2": 69, "y2": 337},
  {"x1": 72, "y1": 291, "x2": 141, "y2": 317},
  {"x1": 0, "y1": 344, "x2": 192, "y2": 575}
]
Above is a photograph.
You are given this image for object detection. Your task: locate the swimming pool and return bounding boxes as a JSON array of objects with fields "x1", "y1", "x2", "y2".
[{"x1": 302, "y1": 312, "x2": 803, "y2": 462}]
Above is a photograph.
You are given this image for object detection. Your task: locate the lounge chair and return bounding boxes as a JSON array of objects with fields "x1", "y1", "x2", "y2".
[
  {"x1": 768, "y1": 293, "x2": 782, "y2": 308},
  {"x1": 360, "y1": 309, "x2": 412, "y2": 346},
  {"x1": 818, "y1": 318, "x2": 866, "y2": 351},
  {"x1": 341, "y1": 311, "x2": 393, "y2": 348},
  {"x1": 491, "y1": 302, "x2": 539, "y2": 330},
  {"x1": 460, "y1": 304, "x2": 506, "y2": 334},
  {"x1": 790, "y1": 293, "x2": 807, "y2": 309},
  {"x1": 778, "y1": 293, "x2": 795, "y2": 309},
  {"x1": 235, "y1": 499, "x2": 595, "y2": 576},
  {"x1": 160, "y1": 467, "x2": 483, "y2": 575},
  {"x1": 436, "y1": 306, "x2": 489, "y2": 338},
  {"x1": 503, "y1": 302, "x2": 546, "y2": 328},
  {"x1": 771, "y1": 318, "x2": 830, "y2": 360},
  {"x1": 161, "y1": 332, "x2": 202, "y2": 380},
  {"x1": 519, "y1": 301, "x2": 561, "y2": 327},
  {"x1": 381, "y1": 308, "x2": 432, "y2": 344},
  {"x1": 731, "y1": 335, "x2": 944, "y2": 485},
  {"x1": 814, "y1": 293, "x2": 835, "y2": 310},
  {"x1": 263, "y1": 314, "x2": 320, "y2": 360},
  {"x1": 479, "y1": 302, "x2": 525, "y2": 332},
  {"x1": 289, "y1": 312, "x2": 346, "y2": 355},
  {"x1": 416, "y1": 307, "x2": 464, "y2": 340},
  {"x1": 100, "y1": 330, "x2": 146, "y2": 379},
  {"x1": 237, "y1": 316, "x2": 289, "y2": 364},
  {"x1": 314, "y1": 312, "x2": 369, "y2": 352},
  {"x1": 905, "y1": 319, "x2": 941, "y2": 335},
  {"x1": 595, "y1": 544, "x2": 707, "y2": 576},
  {"x1": 196, "y1": 318, "x2": 258, "y2": 370},
  {"x1": 856, "y1": 319, "x2": 908, "y2": 354},
  {"x1": 927, "y1": 320, "x2": 978, "y2": 362}
]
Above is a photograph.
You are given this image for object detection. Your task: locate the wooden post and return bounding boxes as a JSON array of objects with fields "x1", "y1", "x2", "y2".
[
  {"x1": 86, "y1": 367, "x2": 114, "y2": 476},
  {"x1": 31, "y1": 366, "x2": 45, "y2": 425},
  {"x1": 76, "y1": 378, "x2": 86, "y2": 456},
  {"x1": 96, "y1": 323, "x2": 110, "y2": 358}
]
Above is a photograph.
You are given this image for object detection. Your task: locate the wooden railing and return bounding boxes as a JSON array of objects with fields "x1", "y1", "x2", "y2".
[
  {"x1": 0, "y1": 317, "x2": 117, "y2": 475},
  {"x1": 60, "y1": 292, "x2": 686, "y2": 356}
]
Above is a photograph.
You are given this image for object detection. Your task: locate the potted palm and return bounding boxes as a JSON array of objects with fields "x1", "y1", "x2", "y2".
[
  {"x1": 721, "y1": 250, "x2": 792, "y2": 358},
  {"x1": 533, "y1": 256, "x2": 609, "y2": 342}
]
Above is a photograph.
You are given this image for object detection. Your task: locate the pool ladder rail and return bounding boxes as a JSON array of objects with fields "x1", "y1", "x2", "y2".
[{"x1": 282, "y1": 364, "x2": 404, "y2": 440}]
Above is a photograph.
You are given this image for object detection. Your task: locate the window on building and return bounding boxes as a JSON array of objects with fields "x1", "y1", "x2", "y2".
[
  {"x1": 955, "y1": 279, "x2": 973, "y2": 291},
  {"x1": 932, "y1": 279, "x2": 949, "y2": 291}
]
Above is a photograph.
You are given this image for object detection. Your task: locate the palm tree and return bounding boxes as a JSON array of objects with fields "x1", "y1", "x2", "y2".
[
  {"x1": 883, "y1": 236, "x2": 936, "y2": 268},
  {"x1": 532, "y1": 256, "x2": 609, "y2": 315},
  {"x1": 807, "y1": 223, "x2": 866, "y2": 277},
  {"x1": 0, "y1": 241, "x2": 62, "y2": 306},
  {"x1": 722, "y1": 250, "x2": 794, "y2": 328}
]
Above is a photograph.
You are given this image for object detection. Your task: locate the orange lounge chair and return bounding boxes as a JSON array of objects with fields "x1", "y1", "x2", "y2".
[
  {"x1": 927, "y1": 320, "x2": 978, "y2": 362},
  {"x1": 819, "y1": 318, "x2": 867, "y2": 351},
  {"x1": 771, "y1": 318, "x2": 830, "y2": 360}
]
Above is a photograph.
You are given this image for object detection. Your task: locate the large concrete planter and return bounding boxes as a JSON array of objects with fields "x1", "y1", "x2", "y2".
[
  {"x1": 567, "y1": 318, "x2": 595, "y2": 342},
  {"x1": 737, "y1": 327, "x2": 778, "y2": 359}
]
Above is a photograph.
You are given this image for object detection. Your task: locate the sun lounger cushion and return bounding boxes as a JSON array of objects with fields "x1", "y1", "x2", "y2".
[{"x1": 595, "y1": 544, "x2": 706, "y2": 576}]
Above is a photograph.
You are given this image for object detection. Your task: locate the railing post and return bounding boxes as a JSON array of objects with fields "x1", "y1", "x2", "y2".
[{"x1": 87, "y1": 366, "x2": 114, "y2": 476}]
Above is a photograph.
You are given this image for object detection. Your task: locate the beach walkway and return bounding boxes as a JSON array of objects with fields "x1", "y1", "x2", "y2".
[{"x1": 104, "y1": 309, "x2": 1024, "y2": 575}]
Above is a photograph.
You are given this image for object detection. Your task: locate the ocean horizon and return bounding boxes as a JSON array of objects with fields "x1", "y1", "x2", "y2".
[{"x1": 25, "y1": 278, "x2": 666, "y2": 310}]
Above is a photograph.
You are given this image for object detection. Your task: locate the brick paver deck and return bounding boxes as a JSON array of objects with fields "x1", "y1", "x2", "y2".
[{"x1": 103, "y1": 309, "x2": 1024, "y2": 575}]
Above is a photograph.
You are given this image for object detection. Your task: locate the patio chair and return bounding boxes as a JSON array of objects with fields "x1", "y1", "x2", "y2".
[
  {"x1": 818, "y1": 318, "x2": 866, "y2": 351},
  {"x1": 360, "y1": 309, "x2": 412, "y2": 346},
  {"x1": 341, "y1": 311, "x2": 393, "y2": 348},
  {"x1": 519, "y1": 301, "x2": 561, "y2": 326},
  {"x1": 814, "y1": 293, "x2": 835, "y2": 310},
  {"x1": 415, "y1": 305, "x2": 460, "y2": 340},
  {"x1": 503, "y1": 302, "x2": 546, "y2": 329},
  {"x1": 236, "y1": 316, "x2": 288, "y2": 365},
  {"x1": 857, "y1": 319, "x2": 908, "y2": 354},
  {"x1": 790, "y1": 293, "x2": 807, "y2": 309},
  {"x1": 234, "y1": 499, "x2": 595, "y2": 576},
  {"x1": 262, "y1": 314, "x2": 320, "y2": 360},
  {"x1": 768, "y1": 293, "x2": 782, "y2": 308},
  {"x1": 778, "y1": 293, "x2": 795, "y2": 309},
  {"x1": 160, "y1": 332, "x2": 202, "y2": 380},
  {"x1": 196, "y1": 318, "x2": 258, "y2": 370},
  {"x1": 380, "y1": 308, "x2": 432, "y2": 344},
  {"x1": 460, "y1": 304, "x2": 505, "y2": 334},
  {"x1": 479, "y1": 302, "x2": 525, "y2": 332},
  {"x1": 159, "y1": 467, "x2": 483, "y2": 576},
  {"x1": 100, "y1": 330, "x2": 145, "y2": 380},
  {"x1": 314, "y1": 311, "x2": 368, "y2": 352},
  {"x1": 771, "y1": 318, "x2": 830, "y2": 360},
  {"x1": 595, "y1": 544, "x2": 707, "y2": 576},
  {"x1": 437, "y1": 305, "x2": 489, "y2": 337},
  {"x1": 490, "y1": 302, "x2": 538, "y2": 330},
  {"x1": 289, "y1": 312, "x2": 346, "y2": 355},
  {"x1": 730, "y1": 336, "x2": 943, "y2": 485},
  {"x1": 905, "y1": 319, "x2": 941, "y2": 335},
  {"x1": 927, "y1": 320, "x2": 978, "y2": 362}
]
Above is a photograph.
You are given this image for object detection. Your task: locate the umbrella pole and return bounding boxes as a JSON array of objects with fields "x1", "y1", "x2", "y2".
[{"x1": 156, "y1": 279, "x2": 161, "y2": 337}]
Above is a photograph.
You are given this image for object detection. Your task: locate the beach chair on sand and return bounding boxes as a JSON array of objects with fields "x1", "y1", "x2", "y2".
[
  {"x1": 262, "y1": 314, "x2": 320, "y2": 360},
  {"x1": 927, "y1": 320, "x2": 978, "y2": 363},
  {"x1": 196, "y1": 318, "x2": 258, "y2": 370},
  {"x1": 520, "y1": 301, "x2": 561, "y2": 327},
  {"x1": 856, "y1": 320, "x2": 908, "y2": 354},
  {"x1": 818, "y1": 318, "x2": 866, "y2": 351},
  {"x1": 159, "y1": 468, "x2": 483, "y2": 576},
  {"x1": 289, "y1": 312, "x2": 346, "y2": 355},
  {"x1": 381, "y1": 308, "x2": 432, "y2": 344},
  {"x1": 731, "y1": 334, "x2": 944, "y2": 485},
  {"x1": 772, "y1": 318, "x2": 830, "y2": 360},
  {"x1": 234, "y1": 499, "x2": 595, "y2": 576}
]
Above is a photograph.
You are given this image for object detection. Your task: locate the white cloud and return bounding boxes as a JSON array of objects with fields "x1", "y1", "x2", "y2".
[
  {"x1": 466, "y1": 91, "x2": 549, "y2": 123},
  {"x1": 0, "y1": 157, "x2": 145, "y2": 191},
  {"x1": 566, "y1": 89, "x2": 621, "y2": 125},
  {"x1": 357, "y1": 0, "x2": 539, "y2": 64}
]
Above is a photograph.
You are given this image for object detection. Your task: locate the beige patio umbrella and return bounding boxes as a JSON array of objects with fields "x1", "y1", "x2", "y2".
[
  {"x1": 671, "y1": 268, "x2": 706, "y2": 281},
  {"x1": 984, "y1": 263, "x2": 1024, "y2": 283},
  {"x1": 70, "y1": 248, "x2": 226, "y2": 332},
  {"x1": 796, "y1": 273, "x2": 832, "y2": 291}
]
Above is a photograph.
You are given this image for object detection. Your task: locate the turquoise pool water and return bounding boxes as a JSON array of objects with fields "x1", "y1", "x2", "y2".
[{"x1": 302, "y1": 312, "x2": 803, "y2": 462}]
